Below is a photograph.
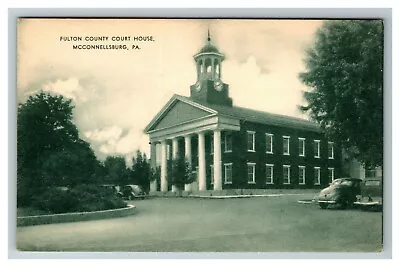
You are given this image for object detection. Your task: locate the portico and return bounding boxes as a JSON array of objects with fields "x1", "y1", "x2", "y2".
[{"x1": 145, "y1": 95, "x2": 240, "y2": 193}]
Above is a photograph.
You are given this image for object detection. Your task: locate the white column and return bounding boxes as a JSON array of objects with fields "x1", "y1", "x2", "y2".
[
  {"x1": 171, "y1": 138, "x2": 179, "y2": 193},
  {"x1": 149, "y1": 141, "x2": 157, "y2": 193},
  {"x1": 198, "y1": 132, "x2": 206, "y2": 191},
  {"x1": 213, "y1": 130, "x2": 222, "y2": 191},
  {"x1": 184, "y1": 135, "x2": 192, "y2": 192},
  {"x1": 160, "y1": 140, "x2": 168, "y2": 192}
]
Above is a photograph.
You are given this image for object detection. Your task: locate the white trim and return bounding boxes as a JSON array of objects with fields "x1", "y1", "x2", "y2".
[
  {"x1": 247, "y1": 163, "x2": 256, "y2": 184},
  {"x1": 314, "y1": 167, "x2": 321, "y2": 185},
  {"x1": 298, "y1": 137, "x2": 305, "y2": 157},
  {"x1": 224, "y1": 163, "x2": 233, "y2": 184},
  {"x1": 247, "y1": 131, "x2": 256, "y2": 152},
  {"x1": 328, "y1": 141, "x2": 334, "y2": 159},
  {"x1": 328, "y1": 167, "x2": 335, "y2": 183},
  {"x1": 265, "y1": 133, "x2": 273, "y2": 154},
  {"x1": 314, "y1": 140, "x2": 321, "y2": 158},
  {"x1": 298, "y1": 165, "x2": 306, "y2": 185},
  {"x1": 266, "y1": 164, "x2": 274, "y2": 184},
  {"x1": 283, "y1": 164, "x2": 291, "y2": 184},
  {"x1": 283, "y1": 136, "x2": 290, "y2": 155}
]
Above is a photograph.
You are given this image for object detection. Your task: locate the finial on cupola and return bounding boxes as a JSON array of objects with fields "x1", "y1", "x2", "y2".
[{"x1": 207, "y1": 28, "x2": 211, "y2": 42}]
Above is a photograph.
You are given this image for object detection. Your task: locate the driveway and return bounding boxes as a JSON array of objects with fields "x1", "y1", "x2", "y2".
[{"x1": 16, "y1": 194, "x2": 382, "y2": 252}]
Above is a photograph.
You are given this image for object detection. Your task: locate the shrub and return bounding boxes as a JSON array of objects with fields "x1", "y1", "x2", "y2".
[{"x1": 32, "y1": 185, "x2": 126, "y2": 214}]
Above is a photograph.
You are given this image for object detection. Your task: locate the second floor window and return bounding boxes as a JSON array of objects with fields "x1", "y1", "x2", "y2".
[
  {"x1": 247, "y1": 131, "x2": 255, "y2": 152},
  {"x1": 314, "y1": 140, "x2": 320, "y2": 158},
  {"x1": 266, "y1": 133, "x2": 273, "y2": 154},
  {"x1": 283, "y1": 136, "x2": 290, "y2": 155},
  {"x1": 224, "y1": 132, "x2": 232, "y2": 152},
  {"x1": 328, "y1": 141, "x2": 334, "y2": 159},
  {"x1": 298, "y1": 138, "x2": 305, "y2": 157}
]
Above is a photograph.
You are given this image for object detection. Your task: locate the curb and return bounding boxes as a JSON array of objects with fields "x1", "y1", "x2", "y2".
[
  {"x1": 187, "y1": 193, "x2": 317, "y2": 199},
  {"x1": 17, "y1": 204, "x2": 136, "y2": 227}
]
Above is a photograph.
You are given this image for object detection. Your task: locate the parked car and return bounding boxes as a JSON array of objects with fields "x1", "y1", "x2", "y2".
[
  {"x1": 119, "y1": 184, "x2": 148, "y2": 200},
  {"x1": 354, "y1": 177, "x2": 383, "y2": 211},
  {"x1": 317, "y1": 178, "x2": 362, "y2": 209}
]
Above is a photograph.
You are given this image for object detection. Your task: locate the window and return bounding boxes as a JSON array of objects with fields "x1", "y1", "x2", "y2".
[
  {"x1": 210, "y1": 165, "x2": 214, "y2": 184},
  {"x1": 266, "y1": 164, "x2": 274, "y2": 184},
  {"x1": 283, "y1": 136, "x2": 290, "y2": 155},
  {"x1": 283, "y1": 165, "x2": 291, "y2": 184},
  {"x1": 314, "y1": 140, "x2": 320, "y2": 158},
  {"x1": 266, "y1": 133, "x2": 273, "y2": 154},
  {"x1": 247, "y1": 131, "x2": 256, "y2": 152},
  {"x1": 224, "y1": 163, "x2": 233, "y2": 184},
  {"x1": 298, "y1": 138, "x2": 305, "y2": 157},
  {"x1": 247, "y1": 163, "x2": 256, "y2": 184},
  {"x1": 314, "y1": 167, "x2": 321, "y2": 185},
  {"x1": 224, "y1": 132, "x2": 232, "y2": 152},
  {"x1": 210, "y1": 135, "x2": 214, "y2": 155},
  {"x1": 328, "y1": 167, "x2": 334, "y2": 183},
  {"x1": 328, "y1": 142, "x2": 334, "y2": 159},
  {"x1": 365, "y1": 167, "x2": 377, "y2": 178},
  {"x1": 299, "y1": 166, "x2": 306, "y2": 185}
]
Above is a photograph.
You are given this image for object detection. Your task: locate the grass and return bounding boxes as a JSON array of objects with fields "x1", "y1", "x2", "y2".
[{"x1": 16, "y1": 194, "x2": 383, "y2": 252}]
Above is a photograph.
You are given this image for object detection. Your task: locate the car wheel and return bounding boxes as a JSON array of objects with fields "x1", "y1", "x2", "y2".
[{"x1": 319, "y1": 203, "x2": 328, "y2": 209}]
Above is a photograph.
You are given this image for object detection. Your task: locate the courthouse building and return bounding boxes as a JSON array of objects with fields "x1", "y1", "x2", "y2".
[{"x1": 144, "y1": 33, "x2": 342, "y2": 193}]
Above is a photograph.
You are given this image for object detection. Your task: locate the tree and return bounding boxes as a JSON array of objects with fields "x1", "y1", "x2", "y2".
[
  {"x1": 299, "y1": 20, "x2": 383, "y2": 167},
  {"x1": 17, "y1": 92, "x2": 99, "y2": 206},
  {"x1": 169, "y1": 157, "x2": 193, "y2": 196},
  {"x1": 103, "y1": 156, "x2": 129, "y2": 185},
  {"x1": 131, "y1": 150, "x2": 151, "y2": 193}
]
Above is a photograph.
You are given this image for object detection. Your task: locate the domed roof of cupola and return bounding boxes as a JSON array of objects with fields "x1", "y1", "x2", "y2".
[
  {"x1": 194, "y1": 29, "x2": 224, "y2": 59},
  {"x1": 199, "y1": 43, "x2": 220, "y2": 53}
]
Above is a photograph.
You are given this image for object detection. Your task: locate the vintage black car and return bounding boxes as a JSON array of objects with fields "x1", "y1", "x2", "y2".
[
  {"x1": 317, "y1": 178, "x2": 362, "y2": 209},
  {"x1": 118, "y1": 184, "x2": 148, "y2": 200}
]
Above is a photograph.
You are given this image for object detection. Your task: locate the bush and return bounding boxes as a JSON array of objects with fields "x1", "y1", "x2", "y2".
[{"x1": 32, "y1": 185, "x2": 126, "y2": 214}]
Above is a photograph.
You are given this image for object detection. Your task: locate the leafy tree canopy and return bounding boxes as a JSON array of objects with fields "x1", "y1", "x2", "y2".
[
  {"x1": 17, "y1": 92, "x2": 99, "y2": 205},
  {"x1": 300, "y1": 20, "x2": 383, "y2": 167}
]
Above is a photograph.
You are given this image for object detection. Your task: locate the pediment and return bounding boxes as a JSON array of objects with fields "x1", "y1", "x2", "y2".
[{"x1": 144, "y1": 95, "x2": 217, "y2": 132}]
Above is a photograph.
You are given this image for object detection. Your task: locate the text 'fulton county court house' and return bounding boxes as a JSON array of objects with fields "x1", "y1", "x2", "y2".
[{"x1": 144, "y1": 32, "x2": 342, "y2": 193}]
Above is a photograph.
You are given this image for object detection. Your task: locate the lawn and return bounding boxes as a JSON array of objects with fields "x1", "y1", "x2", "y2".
[{"x1": 16, "y1": 194, "x2": 383, "y2": 252}]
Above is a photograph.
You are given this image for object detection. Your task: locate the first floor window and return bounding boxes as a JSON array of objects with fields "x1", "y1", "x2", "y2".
[
  {"x1": 224, "y1": 163, "x2": 233, "y2": 184},
  {"x1": 299, "y1": 166, "x2": 306, "y2": 185},
  {"x1": 314, "y1": 140, "x2": 320, "y2": 158},
  {"x1": 283, "y1": 136, "x2": 290, "y2": 155},
  {"x1": 314, "y1": 167, "x2": 321, "y2": 185},
  {"x1": 224, "y1": 132, "x2": 232, "y2": 152},
  {"x1": 328, "y1": 167, "x2": 334, "y2": 183},
  {"x1": 247, "y1": 131, "x2": 256, "y2": 152},
  {"x1": 210, "y1": 165, "x2": 214, "y2": 184},
  {"x1": 266, "y1": 164, "x2": 274, "y2": 184},
  {"x1": 283, "y1": 165, "x2": 291, "y2": 184},
  {"x1": 247, "y1": 163, "x2": 256, "y2": 184}
]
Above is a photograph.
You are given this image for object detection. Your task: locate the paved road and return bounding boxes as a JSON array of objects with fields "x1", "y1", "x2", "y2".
[{"x1": 16, "y1": 195, "x2": 382, "y2": 252}]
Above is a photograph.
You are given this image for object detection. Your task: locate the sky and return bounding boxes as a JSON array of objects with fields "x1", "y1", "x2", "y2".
[{"x1": 17, "y1": 19, "x2": 323, "y2": 162}]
